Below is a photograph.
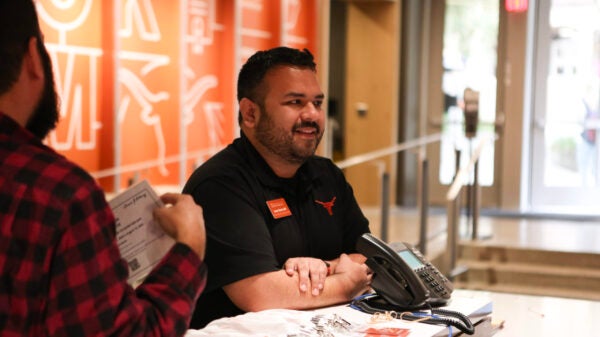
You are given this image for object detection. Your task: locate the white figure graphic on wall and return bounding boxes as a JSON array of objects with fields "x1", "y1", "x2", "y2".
[{"x1": 36, "y1": 0, "x2": 102, "y2": 151}]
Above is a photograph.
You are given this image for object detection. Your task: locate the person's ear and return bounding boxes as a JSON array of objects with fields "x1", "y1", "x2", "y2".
[
  {"x1": 24, "y1": 37, "x2": 44, "y2": 82},
  {"x1": 239, "y1": 97, "x2": 258, "y2": 127}
]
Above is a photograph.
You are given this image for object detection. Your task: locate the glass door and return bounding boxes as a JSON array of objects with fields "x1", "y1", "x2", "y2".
[
  {"x1": 439, "y1": 0, "x2": 499, "y2": 188},
  {"x1": 530, "y1": 0, "x2": 600, "y2": 214},
  {"x1": 424, "y1": 0, "x2": 501, "y2": 208}
]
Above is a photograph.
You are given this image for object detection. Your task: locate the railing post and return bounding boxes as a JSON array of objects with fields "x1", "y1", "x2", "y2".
[
  {"x1": 445, "y1": 135, "x2": 492, "y2": 278},
  {"x1": 455, "y1": 149, "x2": 461, "y2": 180},
  {"x1": 472, "y1": 160, "x2": 480, "y2": 240},
  {"x1": 418, "y1": 158, "x2": 428, "y2": 255},
  {"x1": 331, "y1": 134, "x2": 443, "y2": 244},
  {"x1": 380, "y1": 171, "x2": 390, "y2": 243},
  {"x1": 446, "y1": 189, "x2": 460, "y2": 277}
]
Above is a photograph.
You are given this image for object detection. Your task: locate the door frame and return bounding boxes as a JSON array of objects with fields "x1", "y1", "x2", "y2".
[{"x1": 528, "y1": 0, "x2": 600, "y2": 214}]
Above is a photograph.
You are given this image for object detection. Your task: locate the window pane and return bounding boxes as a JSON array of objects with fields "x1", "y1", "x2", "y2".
[{"x1": 440, "y1": 0, "x2": 499, "y2": 186}]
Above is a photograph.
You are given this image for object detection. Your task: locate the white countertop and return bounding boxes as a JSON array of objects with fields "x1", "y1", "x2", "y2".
[{"x1": 453, "y1": 289, "x2": 599, "y2": 337}]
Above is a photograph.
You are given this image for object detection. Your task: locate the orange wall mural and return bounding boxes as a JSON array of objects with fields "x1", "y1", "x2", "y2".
[{"x1": 37, "y1": 0, "x2": 318, "y2": 193}]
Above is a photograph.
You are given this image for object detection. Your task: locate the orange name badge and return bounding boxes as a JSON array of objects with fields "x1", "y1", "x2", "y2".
[{"x1": 266, "y1": 198, "x2": 292, "y2": 219}]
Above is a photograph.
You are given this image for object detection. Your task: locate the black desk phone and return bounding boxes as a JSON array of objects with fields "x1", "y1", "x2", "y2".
[
  {"x1": 354, "y1": 233, "x2": 474, "y2": 335},
  {"x1": 356, "y1": 233, "x2": 453, "y2": 309}
]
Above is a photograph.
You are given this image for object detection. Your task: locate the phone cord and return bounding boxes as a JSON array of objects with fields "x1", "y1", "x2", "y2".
[
  {"x1": 350, "y1": 296, "x2": 475, "y2": 335},
  {"x1": 429, "y1": 307, "x2": 475, "y2": 335}
]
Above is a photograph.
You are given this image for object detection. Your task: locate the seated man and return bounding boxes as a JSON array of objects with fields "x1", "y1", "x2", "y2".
[{"x1": 183, "y1": 46, "x2": 372, "y2": 328}]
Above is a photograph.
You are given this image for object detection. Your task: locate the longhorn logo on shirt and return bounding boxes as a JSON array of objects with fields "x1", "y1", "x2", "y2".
[{"x1": 315, "y1": 197, "x2": 336, "y2": 216}]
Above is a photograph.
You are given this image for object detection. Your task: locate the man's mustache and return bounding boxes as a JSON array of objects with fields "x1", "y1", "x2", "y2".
[{"x1": 293, "y1": 121, "x2": 320, "y2": 134}]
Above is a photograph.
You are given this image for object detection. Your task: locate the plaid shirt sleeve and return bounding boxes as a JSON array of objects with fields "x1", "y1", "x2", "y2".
[
  {"x1": 1, "y1": 115, "x2": 206, "y2": 337},
  {"x1": 44, "y1": 176, "x2": 207, "y2": 337}
]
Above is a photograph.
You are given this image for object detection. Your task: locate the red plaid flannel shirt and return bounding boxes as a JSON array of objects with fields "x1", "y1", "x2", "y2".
[{"x1": 0, "y1": 112, "x2": 207, "y2": 336}]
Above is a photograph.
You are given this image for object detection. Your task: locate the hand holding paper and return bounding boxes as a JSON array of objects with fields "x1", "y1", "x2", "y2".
[
  {"x1": 109, "y1": 180, "x2": 206, "y2": 287},
  {"x1": 154, "y1": 192, "x2": 206, "y2": 260}
]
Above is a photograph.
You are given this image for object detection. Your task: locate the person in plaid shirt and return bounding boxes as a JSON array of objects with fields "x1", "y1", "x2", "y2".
[{"x1": 0, "y1": 1, "x2": 207, "y2": 336}]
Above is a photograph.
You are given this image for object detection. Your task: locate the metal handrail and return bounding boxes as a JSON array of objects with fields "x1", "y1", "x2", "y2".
[
  {"x1": 334, "y1": 133, "x2": 442, "y2": 247},
  {"x1": 445, "y1": 134, "x2": 494, "y2": 277},
  {"x1": 335, "y1": 133, "x2": 442, "y2": 169},
  {"x1": 90, "y1": 147, "x2": 223, "y2": 180}
]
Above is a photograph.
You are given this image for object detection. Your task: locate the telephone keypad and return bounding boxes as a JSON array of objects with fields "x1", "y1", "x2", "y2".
[{"x1": 413, "y1": 249, "x2": 453, "y2": 300}]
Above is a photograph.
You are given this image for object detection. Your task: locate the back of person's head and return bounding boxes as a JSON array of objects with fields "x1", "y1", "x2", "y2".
[
  {"x1": 0, "y1": 0, "x2": 43, "y2": 96},
  {"x1": 237, "y1": 46, "x2": 316, "y2": 103}
]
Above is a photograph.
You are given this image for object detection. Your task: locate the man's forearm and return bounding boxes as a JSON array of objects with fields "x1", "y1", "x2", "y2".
[{"x1": 223, "y1": 269, "x2": 364, "y2": 312}]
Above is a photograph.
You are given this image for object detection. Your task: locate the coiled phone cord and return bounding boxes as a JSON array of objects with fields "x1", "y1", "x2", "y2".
[{"x1": 350, "y1": 294, "x2": 475, "y2": 335}]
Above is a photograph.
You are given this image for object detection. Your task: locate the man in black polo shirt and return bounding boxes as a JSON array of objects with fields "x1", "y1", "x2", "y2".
[{"x1": 183, "y1": 46, "x2": 372, "y2": 329}]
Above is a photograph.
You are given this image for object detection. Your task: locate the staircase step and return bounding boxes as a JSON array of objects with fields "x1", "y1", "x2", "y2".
[
  {"x1": 455, "y1": 261, "x2": 600, "y2": 291},
  {"x1": 454, "y1": 282, "x2": 600, "y2": 301},
  {"x1": 455, "y1": 242, "x2": 600, "y2": 300},
  {"x1": 458, "y1": 260, "x2": 600, "y2": 278},
  {"x1": 458, "y1": 242, "x2": 600, "y2": 269}
]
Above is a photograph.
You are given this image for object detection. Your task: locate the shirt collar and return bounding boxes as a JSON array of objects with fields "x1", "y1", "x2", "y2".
[
  {"x1": 0, "y1": 111, "x2": 32, "y2": 139},
  {"x1": 0, "y1": 111, "x2": 52, "y2": 151},
  {"x1": 235, "y1": 131, "x2": 323, "y2": 192}
]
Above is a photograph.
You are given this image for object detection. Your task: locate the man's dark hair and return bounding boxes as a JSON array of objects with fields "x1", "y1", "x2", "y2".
[
  {"x1": 0, "y1": 0, "x2": 43, "y2": 95},
  {"x1": 237, "y1": 47, "x2": 316, "y2": 124}
]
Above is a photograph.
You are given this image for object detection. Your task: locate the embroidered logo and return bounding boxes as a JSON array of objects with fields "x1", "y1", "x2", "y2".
[{"x1": 315, "y1": 197, "x2": 336, "y2": 216}]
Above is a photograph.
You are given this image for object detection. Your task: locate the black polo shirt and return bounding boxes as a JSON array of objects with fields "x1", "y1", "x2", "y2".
[{"x1": 183, "y1": 132, "x2": 370, "y2": 328}]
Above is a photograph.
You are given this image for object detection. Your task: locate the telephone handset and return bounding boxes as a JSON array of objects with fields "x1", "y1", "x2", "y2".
[{"x1": 356, "y1": 233, "x2": 453, "y2": 309}]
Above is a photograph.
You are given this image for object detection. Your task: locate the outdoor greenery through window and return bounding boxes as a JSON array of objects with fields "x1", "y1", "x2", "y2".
[{"x1": 439, "y1": 0, "x2": 499, "y2": 186}]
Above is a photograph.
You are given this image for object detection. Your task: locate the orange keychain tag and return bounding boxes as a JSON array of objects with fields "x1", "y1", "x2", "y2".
[{"x1": 266, "y1": 198, "x2": 292, "y2": 219}]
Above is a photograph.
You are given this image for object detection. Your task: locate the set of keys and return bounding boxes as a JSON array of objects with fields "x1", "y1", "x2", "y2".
[{"x1": 287, "y1": 314, "x2": 352, "y2": 337}]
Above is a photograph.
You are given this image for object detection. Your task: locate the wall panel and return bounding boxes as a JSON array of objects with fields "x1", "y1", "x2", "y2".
[{"x1": 37, "y1": 0, "x2": 319, "y2": 193}]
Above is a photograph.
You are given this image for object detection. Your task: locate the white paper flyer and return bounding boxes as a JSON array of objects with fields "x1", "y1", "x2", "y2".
[{"x1": 108, "y1": 180, "x2": 175, "y2": 288}]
